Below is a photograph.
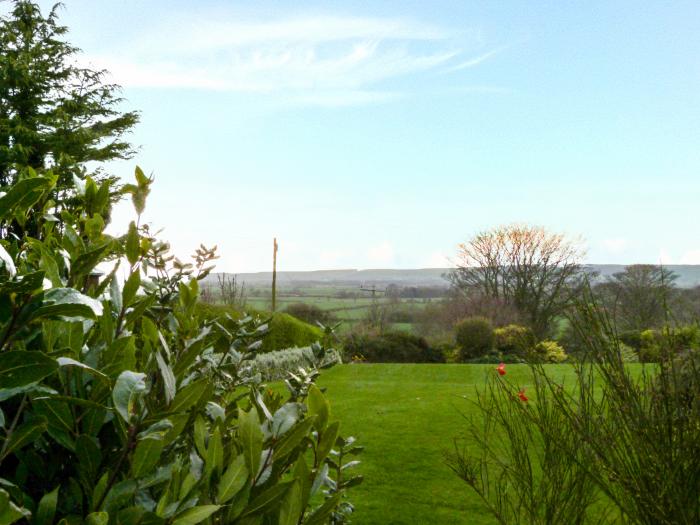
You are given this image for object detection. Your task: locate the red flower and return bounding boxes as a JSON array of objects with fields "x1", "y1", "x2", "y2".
[
  {"x1": 497, "y1": 363, "x2": 506, "y2": 376},
  {"x1": 518, "y1": 388, "x2": 528, "y2": 402}
]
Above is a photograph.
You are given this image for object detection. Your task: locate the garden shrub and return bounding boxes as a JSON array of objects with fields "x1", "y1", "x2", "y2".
[
  {"x1": 454, "y1": 317, "x2": 495, "y2": 361},
  {"x1": 493, "y1": 324, "x2": 536, "y2": 358},
  {"x1": 670, "y1": 325, "x2": 700, "y2": 352},
  {"x1": 343, "y1": 332, "x2": 445, "y2": 363},
  {"x1": 531, "y1": 340, "x2": 568, "y2": 363},
  {"x1": 0, "y1": 168, "x2": 362, "y2": 524},
  {"x1": 262, "y1": 313, "x2": 325, "y2": 353},
  {"x1": 639, "y1": 329, "x2": 662, "y2": 362}
]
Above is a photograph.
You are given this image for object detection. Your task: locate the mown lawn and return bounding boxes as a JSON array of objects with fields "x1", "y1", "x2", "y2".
[{"x1": 315, "y1": 364, "x2": 584, "y2": 524}]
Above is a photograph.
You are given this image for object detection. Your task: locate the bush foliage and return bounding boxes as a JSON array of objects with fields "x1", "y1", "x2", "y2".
[
  {"x1": 0, "y1": 168, "x2": 361, "y2": 525},
  {"x1": 284, "y1": 303, "x2": 336, "y2": 327},
  {"x1": 343, "y1": 332, "x2": 445, "y2": 363},
  {"x1": 531, "y1": 340, "x2": 568, "y2": 363},
  {"x1": 454, "y1": 317, "x2": 495, "y2": 362},
  {"x1": 493, "y1": 324, "x2": 536, "y2": 358}
]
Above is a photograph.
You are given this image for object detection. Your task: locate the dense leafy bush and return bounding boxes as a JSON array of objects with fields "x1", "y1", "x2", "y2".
[
  {"x1": 0, "y1": 168, "x2": 361, "y2": 524},
  {"x1": 284, "y1": 303, "x2": 336, "y2": 326},
  {"x1": 343, "y1": 332, "x2": 445, "y2": 363},
  {"x1": 262, "y1": 313, "x2": 324, "y2": 353},
  {"x1": 454, "y1": 317, "x2": 495, "y2": 361},
  {"x1": 531, "y1": 340, "x2": 568, "y2": 363},
  {"x1": 493, "y1": 324, "x2": 536, "y2": 358},
  {"x1": 639, "y1": 329, "x2": 662, "y2": 362}
]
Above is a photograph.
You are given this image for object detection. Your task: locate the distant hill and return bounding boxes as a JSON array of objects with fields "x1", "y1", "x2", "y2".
[{"x1": 208, "y1": 265, "x2": 700, "y2": 289}]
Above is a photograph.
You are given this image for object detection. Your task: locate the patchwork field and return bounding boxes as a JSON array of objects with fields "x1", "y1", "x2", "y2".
[
  {"x1": 312, "y1": 364, "x2": 586, "y2": 524},
  {"x1": 244, "y1": 289, "x2": 436, "y2": 334}
]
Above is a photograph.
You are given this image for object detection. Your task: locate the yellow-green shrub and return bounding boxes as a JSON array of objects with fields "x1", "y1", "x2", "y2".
[
  {"x1": 494, "y1": 324, "x2": 537, "y2": 357},
  {"x1": 532, "y1": 340, "x2": 568, "y2": 363}
]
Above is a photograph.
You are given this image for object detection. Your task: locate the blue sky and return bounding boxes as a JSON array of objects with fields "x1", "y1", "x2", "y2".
[{"x1": 27, "y1": 0, "x2": 700, "y2": 271}]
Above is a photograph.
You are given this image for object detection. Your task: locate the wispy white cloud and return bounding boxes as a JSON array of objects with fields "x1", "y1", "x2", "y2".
[
  {"x1": 442, "y1": 46, "x2": 505, "y2": 72},
  {"x1": 82, "y1": 11, "x2": 502, "y2": 106},
  {"x1": 451, "y1": 85, "x2": 513, "y2": 95}
]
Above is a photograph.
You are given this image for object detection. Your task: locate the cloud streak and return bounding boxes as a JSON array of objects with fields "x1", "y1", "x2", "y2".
[{"x1": 83, "y1": 11, "x2": 502, "y2": 106}]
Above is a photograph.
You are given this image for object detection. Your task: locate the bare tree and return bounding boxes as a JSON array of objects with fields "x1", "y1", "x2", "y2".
[
  {"x1": 448, "y1": 224, "x2": 586, "y2": 338},
  {"x1": 596, "y1": 264, "x2": 677, "y2": 331},
  {"x1": 217, "y1": 273, "x2": 247, "y2": 308}
]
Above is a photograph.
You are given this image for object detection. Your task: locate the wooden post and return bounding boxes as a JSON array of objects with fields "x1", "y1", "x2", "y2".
[{"x1": 271, "y1": 238, "x2": 278, "y2": 312}]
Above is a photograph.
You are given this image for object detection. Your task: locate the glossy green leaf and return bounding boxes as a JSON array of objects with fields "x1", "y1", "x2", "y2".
[
  {"x1": 137, "y1": 419, "x2": 173, "y2": 441},
  {"x1": 112, "y1": 371, "x2": 147, "y2": 423},
  {"x1": 216, "y1": 455, "x2": 248, "y2": 504},
  {"x1": 270, "y1": 403, "x2": 300, "y2": 438},
  {"x1": 0, "y1": 177, "x2": 54, "y2": 220},
  {"x1": 125, "y1": 222, "x2": 140, "y2": 266},
  {"x1": 316, "y1": 421, "x2": 340, "y2": 464},
  {"x1": 132, "y1": 439, "x2": 164, "y2": 478},
  {"x1": 0, "y1": 352, "x2": 57, "y2": 389},
  {"x1": 169, "y1": 380, "x2": 209, "y2": 413},
  {"x1": 85, "y1": 512, "x2": 109, "y2": 525},
  {"x1": 239, "y1": 482, "x2": 293, "y2": 519},
  {"x1": 278, "y1": 480, "x2": 302, "y2": 525},
  {"x1": 239, "y1": 409, "x2": 263, "y2": 478},
  {"x1": 307, "y1": 385, "x2": 329, "y2": 432},
  {"x1": 0, "y1": 417, "x2": 47, "y2": 460},
  {"x1": 30, "y1": 288, "x2": 104, "y2": 321},
  {"x1": 302, "y1": 493, "x2": 340, "y2": 525},
  {"x1": 122, "y1": 270, "x2": 140, "y2": 307},
  {"x1": 204, "y1": 427, "x2": 224, "y2": 480},
  {"x1": 0, "y1": 488, "x2": 30, "y2": 525},
  {"x1": 34, "y1": 486, "x2": 59, "y2": 525},
  {"x1": 274, "y1": 417, "x2": 315, "y2": 461},
  {"x1": 75, "y1": 435, "x2": 102, "y2": 485},
  {"x1": 56, "y1": 357, "x2": 108, "y2": 380},
  {"x1": 171, "y1": 505, "x2": 220, "y2": 525},
  {"x1": 155, "y1": 352, "x2": 176, "y2": 405}
]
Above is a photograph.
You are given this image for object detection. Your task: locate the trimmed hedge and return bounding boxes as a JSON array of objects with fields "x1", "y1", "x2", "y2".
[
  {"x1": 197, "y1": 303, "x2": 323, "y2": 352},
  {"x1": 343, "y1": 332, "x2": 445, "y2": 363}
]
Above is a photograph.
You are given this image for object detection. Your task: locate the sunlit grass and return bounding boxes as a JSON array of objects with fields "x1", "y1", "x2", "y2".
[{"x1": 315, "y1": 363, "x2": 643, "y2": 524}]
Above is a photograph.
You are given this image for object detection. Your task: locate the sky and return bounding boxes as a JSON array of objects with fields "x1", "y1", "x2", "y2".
[{"x1": 21, "y1": 1, "x2": 700, "y2": 271}]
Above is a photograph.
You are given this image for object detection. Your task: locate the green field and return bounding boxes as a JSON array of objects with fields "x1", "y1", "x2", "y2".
[
  {"x1": 244, "y1": 291, "x2": 435, "y2": 334},
  {"x1": 315, "y1": 363, "x2": 589, "y2": 524}
]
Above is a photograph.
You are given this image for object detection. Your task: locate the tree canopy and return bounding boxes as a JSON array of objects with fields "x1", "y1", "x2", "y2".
[
  {"x1": 0, "y1": 1, "x2": 138, "y2": 191},
  {"x1": 449, "y1": 224, "x2": 586, "y2": 337}
]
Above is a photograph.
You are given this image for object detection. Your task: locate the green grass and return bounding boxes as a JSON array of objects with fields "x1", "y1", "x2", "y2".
[{"x1": 315, "y1": 364, "x2": 589, "y2": 524}]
